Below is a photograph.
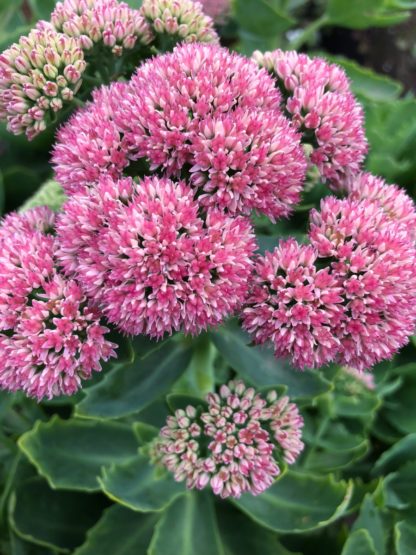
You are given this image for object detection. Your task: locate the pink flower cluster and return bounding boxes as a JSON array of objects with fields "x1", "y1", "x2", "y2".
[
  {"x1": 0, "y1": 27, "x2": 86, "y2": 139},
  {"x1": 253, "y1": 49, "x2": 368, "y2": 190},
  {"x1": 49, "y1": 0, "x2": 153, "y2": 55},
  {"x1": 53, "y1": 43, "x2": 307, "y2": 220},
  {"x1": 243, "y1": 173, "x2": 416, "y2": 371},
  {"x1": 141, "y1": 0, "x2": 219, "y2": 44},
  {"x1": 0, "y1": 208, "x2": 116, "y2": 400},
  {"x1": 153, "y1": 380, "x2": 304, "y2": 498},
  {"x1": 56, "y1": 175, "x2": 256, "y2": 337}
]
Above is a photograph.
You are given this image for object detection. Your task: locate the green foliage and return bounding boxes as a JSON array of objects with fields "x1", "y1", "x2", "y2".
[{"x1": 1, "y1": 1, "x2": 416, "y2": 554}]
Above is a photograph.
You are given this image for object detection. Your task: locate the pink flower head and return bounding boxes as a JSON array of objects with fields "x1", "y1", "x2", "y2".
[
  {"x1": 0, "y1": 206, "x2": 55, "y2": 241},
  {"x1": 347, "y1": 172, "x2": 416, "y2": 240},
  {"x1": 0, "y1": 27, "x2": 86, "y2": 139},
  {"x1": 242, "y1": 239, "x2": 344, "y2": 369},
  {"x1": 153, "y1": 380, "x2": 304, "y2": 498},
  {"x1": 113, "y1": 44, "x2": 306, "y2": 219},
  {"x1": 197, "y1": 0, "x2": 230, "y2": 23},
  {"x1": 56, "y1": 175, "x2": 256, "y2": 337},
  {"x1": 50, "y1": 0, "x2": 152, "y2": 55},
  {"x1": 309, "y1": 197, "x2": 416, "y2": 370},
  {"x1": 0, "y1": 209, "x2": 116, "y2": 400},
  {"x1": 140, "y1": 0, "x2": 219, "y2": 44},
  {"x1": 52, "y1": 82, "x2": 129, "y2": 194},
  {"x1": 253, "y1": 50, "x2": 367, "y2": 190}
]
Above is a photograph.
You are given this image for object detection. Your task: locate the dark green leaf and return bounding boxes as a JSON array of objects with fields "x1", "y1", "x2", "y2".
[
  {"x1": 73, "y1": 505, "x2": 158, "y2": 555},
  {"x1": 18, "y1": 417, "x2": 139, "y2": 491},
  {"x1": 340, "y1": 529, "x2": 377, "y2": 555},
  {"x1": 383, "y1": 462, "x2": 416, "y2": 509},
  {"x1": 232, "y1": 470, "x2": 352, "y2": 534},
  {"x1": 99, "y1": 454, "x2": 184, "y2": 512},
  {"x1": 373, "y1": 434, "x2": 416, "y2": 475},
  {"x1": 395, "y1": 520, "x2": 416, "y2": 555},
  {"x1": 9, "y1": 477, "x2": 104, "y2": 553},
  {"x1": 352, "y1": 495, "x2": 386, "y2": 555},
  {"x1": 211, "y1": 322, "x2": 331, "y2": 400},
  {"x1": 75, "y1": 340, "x2": 192, "y2": 419},
  {"x1": 148, "y1": 491, "x2": 224, "y2": 555}
]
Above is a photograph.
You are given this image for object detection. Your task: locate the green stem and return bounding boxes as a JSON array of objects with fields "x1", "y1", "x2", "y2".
[
  {"x1": 289, "y1": 15, "x2": 329, "y2": 50},
  {"x1": 0, "y1": 452, "x2": 21, "y2": 524}
]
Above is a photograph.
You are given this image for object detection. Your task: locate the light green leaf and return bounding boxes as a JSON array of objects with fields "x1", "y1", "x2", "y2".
[
  {"x1": 211, "y1": 322, "x2": 331, "y2": 400},
  {"x1": 19, "y1": 180, "x2": 66, "y2": 213},
  {"x1": 75, "y1": 340, "x2": 192, "y2": 419},
  {"x1": 232, "y1": 471, "x2": 353, "y2": 534},
  {"x1": 148, "y1": 491, "x2": 224, "y2": 555},
  {"x1": 341, "y1": 529, "x2": 377, "y2": 555},
  {"x1": 18, "y1": 417, "x2": 138, "y2": 491},
  {"x1": 326, "y1": 0, "x2": 409, "y2": 28},
  {"x1": 73, "y1": 505, "x2": 158, "y2": 555},
  {"x1": 9, "y1": 477, "x2": 104, "y2": 553},
  {"x1": 99, "y1": 454, "x2": 185, "y2": 512},
  {"x1": 395, "y1": 520, "x2": 416, "y2": 555},
  {"x1": 234, "y1": 0, "x2": 294, "y2": 37}
]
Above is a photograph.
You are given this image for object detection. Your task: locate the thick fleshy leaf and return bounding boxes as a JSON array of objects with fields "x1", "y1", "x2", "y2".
[
  {"x1": 73, "y1": 505, "x2": 158, "y2": 555},
  {"x1": 217, "y1": 503, "x2": 301, "y2": 555},
  {"x1": 9, "y1": 477, "x2": 104, "y2": 553},
  {"x1": 99, "y1": 454, "x2": 184, "y2": 512},
  {"x1": 327, "y1": 0, "x2": 409, "y2": 28},
  {"x1": 303, "y1": 419, "x2": 369, "y2": 472},
  {"x1": 18, "y1": 417, "x2": 138, "y2": 491},
  {"x1": 232, "y1": 471, "x2": 353, "y2": 534},
  {"x1": 395, "y1": 520, "x2": 416, "y2": 555},
  {"x1": 373, "y1": 434, "x2": 416, "y2": 475},
  {"x1": 76, "y1": 340, "x2": 192, "y2": 419},
  {"x1": 148, "y1": 491, "x2": 224, "y2": 555},
  {"x1": 19, "y1": 179, "x2": 65, "y2": 212},
  {"x1": 211, "y1": 323, "x2": 331, "y2": 399},
  {"x1": 383, "y1": 462, "x2": 416, "y2": 509},
  {"x1": 352, "y1": 495, "x2": 386, "y2": 555},
  {"x1": 340, "y1": 530, "x2": 377, "y2": 555}
]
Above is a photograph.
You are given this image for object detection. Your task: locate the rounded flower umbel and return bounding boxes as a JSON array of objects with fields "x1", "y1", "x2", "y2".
[
  {"x1": 110, "y1": 44, "x2": 306, "y2": 220},
  {"x1": 0, "y1": 27, "x2": 86, "y2": 139},
  {"x1": 56, "y1": 175, "x2": 256, "y2": 338},
  {"x1": 0, "y1": 209, "x2": 116, "y2": 400},
  {"x1": 52, "y1": 82, "x2": 129, "y2": 194},
  {"x1": 347, "y1": 172, "x2": 416, "y2": 240},
  {"x1": 153, "y1": 380, "x2": 304, "y2": 498},
  {"x1": 140, "y1": 0, "x2": 219, "y2": 46},
  {"x1": 309, "y1": 196, "x2": 416, "y2": 370},
  {"x1": 242, "y1": 239, "x2": 344, "y2": 369},
  {"x1": 50, "y1": 0, "x2": 153, "y2": 56},
  {"x1": 253, "y1": 49, "x2": 367, "y2": 190}
]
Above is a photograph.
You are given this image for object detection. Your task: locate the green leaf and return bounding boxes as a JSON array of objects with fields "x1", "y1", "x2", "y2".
[
  {"x1": 352, "y1": 495, "x2": 385, "y2": 555},
  {"x1": 326, "y1": 0, "x2": 410, "y2": 28},
  {"x1": 341, "y1": 529, "x2": 377, "y2": 555},
  {"x1": 234, "y1": 0, "x2": 294, "y2": 37},
  {"x1": 27, "y1": 0, "x2": 56, "y2": 20},
  {"x1": 10, "y1": 531, "x2": 56, "y2": 555},
  {"x1": 18, "y1": 417, "x2": 139, "y2": 491},
  {"x1": 218, "y1": 504, "x2": 301, "y2": 555},
  {"x1": 321, "y1": 55, "x2": 403, "y2": 101},
  {"x1": 211, "y1": 322, "x2": 331, "y2": 400},
  {"x1": 19, "y1": 180, "x2": 66, "y2": 213},
  {"x1": 232, "y1": 470, "x2": 353, "y2": 534},
  {"x1": 374, "y1": 434, "x2": 416, "y2": 475},
  {"x1": 73, "y1": 505, "x2": 158, "y2": 555},
  {"x1": 166, "y1": 394, "x2": 208, "y2": 413},
  {"x1": 395, "y1": 520, "x2": 416, "y2": 555},
  {"x1": 383, "y1": 462, "x2": 416, "y2": 509},
  {"x1": 148, "y1": 491, "x2": 224, "y2": 555},
  {"x1": 9, "y1": 477, "x2": 104, "y2": 553},
  {"x1": 99, "y1": 454, "x2": 184, "y2": 512},
  {"x1": 75, "y1": 340, "x2": 192, "y2": 419}
]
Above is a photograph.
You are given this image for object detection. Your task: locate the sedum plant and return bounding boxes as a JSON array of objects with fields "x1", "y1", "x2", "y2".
[{"x1": 0, "y1": 1, "x2": 416, "y2": 554}]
